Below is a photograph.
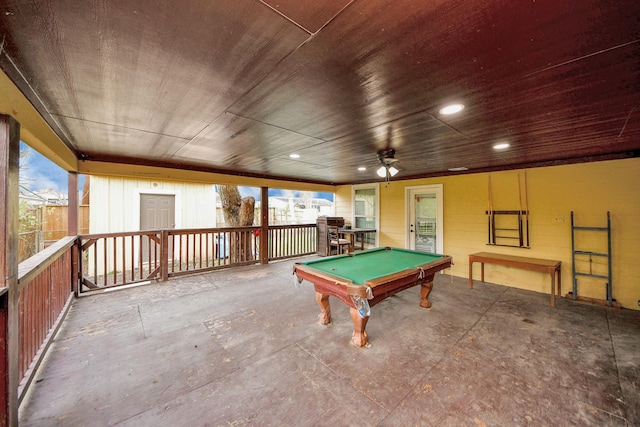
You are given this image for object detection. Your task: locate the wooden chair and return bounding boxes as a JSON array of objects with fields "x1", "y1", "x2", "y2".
[{"x1": 328, "y1": 226, "x2": 352, "y2": 255}]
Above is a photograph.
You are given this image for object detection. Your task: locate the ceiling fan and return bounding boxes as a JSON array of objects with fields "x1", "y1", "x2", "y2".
[{"x1": 376, "y1": 147, "x2": 400, "y2": 180}]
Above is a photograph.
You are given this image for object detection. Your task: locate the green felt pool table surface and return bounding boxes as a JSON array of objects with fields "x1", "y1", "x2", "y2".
[{"x1": 299, "y1": 247, "x2": 447, "y2": 285}]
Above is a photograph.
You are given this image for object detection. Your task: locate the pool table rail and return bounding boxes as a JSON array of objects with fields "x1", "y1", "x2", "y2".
[
  {"x1": 293, "y1": 263, "x2": 372, "y2": 309},
  {"x1": 366, "y1": 255, "x2": 452, "y2": 306}
]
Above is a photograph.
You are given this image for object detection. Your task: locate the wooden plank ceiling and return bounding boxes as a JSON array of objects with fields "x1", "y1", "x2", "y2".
[{"x1": 1, "y1": 0, "x2": 639, "y2": 185}]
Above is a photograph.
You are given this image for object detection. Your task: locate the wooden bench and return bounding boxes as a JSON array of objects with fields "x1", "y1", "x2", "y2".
[{"x1": 468, "y1": 252, "x2": 562, "y2": 307}]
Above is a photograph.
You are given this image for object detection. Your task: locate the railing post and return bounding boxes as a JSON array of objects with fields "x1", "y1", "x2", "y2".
[
  {"x1": 67, "y1": 172, "x2": 78, "y2": 236},
  {"x1": 260, "y1": 187, "x2": 269, "y2": 264},
  {"x1": 0, "y1": 114, "x2": 20, "y2": 426},
  {"x1": 161, "y1": 230, "x2": 169, "y2": 282},
  {"x1": 73, "y1": 238, "x2": 80, "y2": 297}
]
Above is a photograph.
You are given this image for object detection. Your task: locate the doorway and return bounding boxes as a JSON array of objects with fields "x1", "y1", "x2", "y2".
[
  {"x1": 140, "y1": 194, "x2": 176, "y2": 260},
  {"x1": 140, "y1": 194, "x2": 175, "y2": 230},
  {"x1": 406, "y1": 185, "x2": 443, "y2": 254}
]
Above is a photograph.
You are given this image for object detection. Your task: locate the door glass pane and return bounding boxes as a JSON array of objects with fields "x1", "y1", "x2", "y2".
[{"x1": 414, "y1": 194, "x2": 436, "y2": 253}]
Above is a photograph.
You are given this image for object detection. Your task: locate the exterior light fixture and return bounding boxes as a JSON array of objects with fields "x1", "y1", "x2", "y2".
[{"x1": 439, "y1": 103, "x2": 465, "y2": 115}]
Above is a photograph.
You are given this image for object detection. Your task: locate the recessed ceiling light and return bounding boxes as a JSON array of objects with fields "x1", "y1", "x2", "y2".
[
  {"x1": 358, "y1": 166, "x2": 367, "y2": 171},
  {"x1": 289, "y1": 153, "x2": 300, "y2": 159},
  {"x1": 448, "y1": 167, "x2": 468, "y2": 171},
  {"x1": 439, "y1": 103, "x2": 465, "y2": 115},
  {"x1": 493, "y1": 143, "x2": 510, "y2": 150}
]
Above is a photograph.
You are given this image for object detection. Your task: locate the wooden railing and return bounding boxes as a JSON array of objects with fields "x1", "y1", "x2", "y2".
[
  {"x1": 78, "y1": 224, "x2": 317, "y2": 294},
  {"x1": 165, "y1": 227, "x2": 261, "y2": 279},
  {"x1": 16, "y1": 236, "x2": 76, "y2": 403},
  {"x1": 78, "y1": 230, "x2": 164, "y2": 291},
  {"x1": 12, "y1": 223, "x2": 316, "y2": 404},
  {"x1": 268, "y1": 224, "x2": 317, "y2": 260}
]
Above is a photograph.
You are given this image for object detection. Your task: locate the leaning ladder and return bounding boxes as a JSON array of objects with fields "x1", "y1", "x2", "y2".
[{"x1": 570, "y1": 211, "x2": 613, "y2": 306}]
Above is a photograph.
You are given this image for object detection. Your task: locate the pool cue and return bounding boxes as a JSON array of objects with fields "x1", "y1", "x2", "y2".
[
  {"x1": 524, "y1": 171, "x2": 529, "y2": 247},
  {"x1": 488, "y1": 174, "x2": 494, "y2": 244},
  {"x1": 518, "y1": 172, "x2": 523, "y2": 246}
]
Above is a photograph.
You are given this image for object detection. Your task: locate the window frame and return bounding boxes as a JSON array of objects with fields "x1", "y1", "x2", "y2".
[{"x1": 351, "y1": 183, "x2": 380, "y2": 247}]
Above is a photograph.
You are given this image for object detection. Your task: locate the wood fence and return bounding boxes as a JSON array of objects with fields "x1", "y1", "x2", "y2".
[{"x1": 19, "y1": 205, "x2": 89, "y2": 262}]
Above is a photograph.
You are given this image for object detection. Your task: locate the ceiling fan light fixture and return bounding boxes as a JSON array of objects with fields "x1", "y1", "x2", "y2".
[
  {"x1": 439, "y1": 103, "x2": 465, "y2": 115},
  {"x1": 376, "y1": 147, "x2": 400, "y2": 181},
  {"x1": 376, "y1": 163, "x2": 400, "y2": 179}
]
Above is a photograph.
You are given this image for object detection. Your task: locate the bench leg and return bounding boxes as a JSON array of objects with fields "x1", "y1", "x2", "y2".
[
  {"x1": 550, "y1": 273, "x2": 556, "y2": 308},
  {"x1": 551, "y1": 266, "x2": 562, "y2": 308},
  {"x1": 557, "y1": 267, "x2": 561, "y2": 298}
]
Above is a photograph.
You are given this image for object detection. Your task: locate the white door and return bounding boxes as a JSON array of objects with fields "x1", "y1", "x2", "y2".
[
  {"x1": 406, "y1": 185, "x2": 443, "y2": 253},
  {"x1": 140, "y1": 194, "x2": 176, "y2": 260}
]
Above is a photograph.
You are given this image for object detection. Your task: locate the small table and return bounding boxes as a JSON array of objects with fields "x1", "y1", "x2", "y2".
[
  {"x1": 294, "y1": 247, "x2": 452, "y2": 347},
  {"x1": 468, "y1": 252, "x2": 562, "y2": 307},
  {"x1": 338, "y1": 228, "x2": 376, "y2": 251}
]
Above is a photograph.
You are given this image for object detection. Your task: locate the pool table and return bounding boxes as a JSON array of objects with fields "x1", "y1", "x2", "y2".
[{"x1": 293, "y1": 247, "x2": 453, "y2": 347}]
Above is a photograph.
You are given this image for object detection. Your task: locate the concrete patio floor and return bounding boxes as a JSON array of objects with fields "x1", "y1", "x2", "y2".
[{"x1": 19, "y1": 255, "x2": 640, "y2": 426}]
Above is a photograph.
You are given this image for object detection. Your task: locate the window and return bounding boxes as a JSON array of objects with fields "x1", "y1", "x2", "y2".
[{"x1": 352, "y1": 184, "x2": 379, "y2": 246}]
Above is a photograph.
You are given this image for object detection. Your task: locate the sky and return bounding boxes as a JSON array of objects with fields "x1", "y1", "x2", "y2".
[
  {"x1": 233, "y1": 186, "x2": 334, "y2": 202},
  {"x1": 19, "y1": 142, "x2": 72, "y2": 194},
  {"x1": 19, "y1": 142, "x2": 333, "y2": 201}
]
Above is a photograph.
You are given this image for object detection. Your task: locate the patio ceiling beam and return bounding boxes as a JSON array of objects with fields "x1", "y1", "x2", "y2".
[
  {"x1": 78, "y1": 160, "x2": 338, "y2": 193},
  {"x1": 0, "y1": 69, "x2": 77, "y2": 172}
]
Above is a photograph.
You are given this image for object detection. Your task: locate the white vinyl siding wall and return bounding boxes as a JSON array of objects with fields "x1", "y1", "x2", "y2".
[{"x1": 89, "y1": 176, "x2": 216, "y2": 233}]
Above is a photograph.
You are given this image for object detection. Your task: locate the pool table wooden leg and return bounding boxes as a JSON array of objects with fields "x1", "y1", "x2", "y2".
[
  {"x1": 350, "y1": 307, "x2": 369, "y2": 347},
  {"x1": 419, "y1": 279, "x2": 434, "y2": 309},
  {"x1": 315, "y1": 292, "x2": 332, "y2": 325}
]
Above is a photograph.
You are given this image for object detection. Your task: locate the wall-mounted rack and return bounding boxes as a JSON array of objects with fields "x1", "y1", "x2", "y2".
[
  {"x1": 570, "y1": 211, "x2": 613, "y2": 306},
  {"x1": 486, "y1": 172, "x2": 530, "y2": 248},
  {"x1": 485, "y1": 210, "x2": 530, "y2": 248}
]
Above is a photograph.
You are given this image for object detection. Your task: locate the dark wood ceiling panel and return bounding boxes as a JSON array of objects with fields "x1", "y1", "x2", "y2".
[
  {"x1": 0, "y1": 0, "x2": 309, "y2": 143},
  {"x1": 445, "y1": 42, "x2": 640, "y2": 151},
  {"x1": 231, "y1": 0, "x2": 640, "y2": 139},
  {"x1": 0, "y1": 0, "x2": 638, "y2": 184},
  {"x1": 171, "y1": 112, "x2": 325, "y2": 171},
  {"x1": 260, "y1": 0, "x2": 354, "y2": 34},
  {"x1": 57, "y1": 116, "x2": 190, "y2": 160}
]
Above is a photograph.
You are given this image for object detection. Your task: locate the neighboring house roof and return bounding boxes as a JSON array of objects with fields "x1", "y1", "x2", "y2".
[{"x1": 19, "y1": 186, "x2": 67, "y2": 205}]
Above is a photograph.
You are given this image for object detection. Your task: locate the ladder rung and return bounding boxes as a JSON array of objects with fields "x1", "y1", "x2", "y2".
[
  {"x1": 574, "y1": 251, "x2": 608, "y2": 257},
  {"x1": 575, "y1": 272, "x2": 609, "y2": 279},
  {"x1": 573, "y1": 226, "x2": 608, "y2": 231}
]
